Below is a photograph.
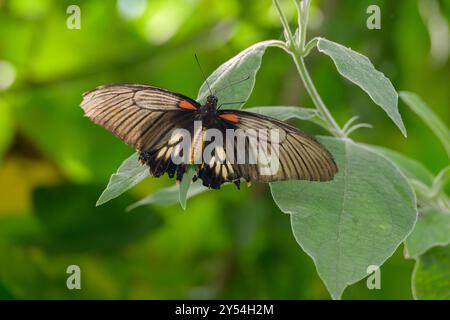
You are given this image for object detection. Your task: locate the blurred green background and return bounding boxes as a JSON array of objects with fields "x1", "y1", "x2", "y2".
[{"x1": 0, "y1": 0, "x2": 448, "y2": 299}]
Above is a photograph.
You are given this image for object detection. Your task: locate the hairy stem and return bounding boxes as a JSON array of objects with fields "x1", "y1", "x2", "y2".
[
  {"x1": 272, "y1": 0, "x2": 296, "y2": 46},
  {"x1": 273, "y1": 0, "x2": 343, "y2": 137},
  {"x1": 299, "y1": 0, "x2": 311, "y2": 50},
  {"x1": 293, "y1": 56, "x2": 344, "y2": 137}
]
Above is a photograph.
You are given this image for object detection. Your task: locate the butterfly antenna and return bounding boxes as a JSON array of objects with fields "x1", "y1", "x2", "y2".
[{"x1": 195, "y1": 53, "x2": 213, "y2": 96}]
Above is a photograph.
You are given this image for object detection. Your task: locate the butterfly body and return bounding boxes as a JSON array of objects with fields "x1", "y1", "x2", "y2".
[{"x1": 81, "y1": 84, "x2": 337, "y2": 190}]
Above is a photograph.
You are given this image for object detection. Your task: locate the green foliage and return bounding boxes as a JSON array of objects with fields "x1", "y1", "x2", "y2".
[
  {"x1": 197, "y1": 41, "x2": 279, "y2": 108},
  {"x1": 94, "y1": 0, "x2": 450, "y2": 299},
  {"x1": 178, "y1": 166, "x2": 198, "y2": 210},
  {"x1": 245, "y1": 106, "x2": 318, "y2": 121},
  {"x1": 1, "y1": 0, "x2": 449, "y2": 300},
  {"x1": 400, "y1": 91, "x2": 450, "y2": 159},
  {"x1": 127, "y1": 182, "x2": 207, "y2": 211},
  {"x1": 316, "y1": 38, "x2": 406, "y2": 137},
  {"x1": 96, "y1": 153, "x2": 150, "y2": 206},
  {"x1": 368, "y1": 146, "x2": 434, "y2": 186},
  {"x1": 405, "y1": 211, "x2": 450, "y2": 258},
  {"x1": 271, "y1": 137, "x2": 416, "y2": 299},
  {"x1": 413, "y1": 246, "x2": 450, "y2": 299}
]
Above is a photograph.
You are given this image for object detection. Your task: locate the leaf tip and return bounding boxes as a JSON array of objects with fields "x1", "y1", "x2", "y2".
[{"x1": 399, "y1": 125, "x2": 408, "y2": 138}]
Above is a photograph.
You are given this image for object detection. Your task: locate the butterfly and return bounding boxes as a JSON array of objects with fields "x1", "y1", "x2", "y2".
[{"x1": 80, "y1": 84, "x2": 338, "y2": 189}]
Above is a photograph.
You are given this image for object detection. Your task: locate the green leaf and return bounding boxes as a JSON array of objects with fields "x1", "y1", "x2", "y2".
[
  {"x1": 400, "y1": 91, "x2": 450, "y2": 159},
  {"x1": 413, "y1": 246, "x2": 450, "y2": 299},
  {"x1": 405, "y1": 210, "x2": 450, "y2": 258},
  {"x1": 96, "y1": 153, "x2": 149, "y2": 206},
  {"x1": 245, "y1": 106, "x2": 318, "y2": 121},
  {"x1": 368, "y1": 145, "x2": 434, "y2": 186},
  {"x1": 34, "y1": 185, "x2": 163, "y2": 250},
  {"x1": 270, "y1": 137, "x2": 417, "y2": 299},
  {"x1": 127, "y1": 181, "x2": 207, "y2": 211},
  {"x1": 317, "y1": 38, "x2": 405, "y2": 137},
  {"x1": 179, "y1": 166, "x2": 197, "y2": 210},
  {"x1": 197, "y1": 40, "x2": 279, "y2": 108}
]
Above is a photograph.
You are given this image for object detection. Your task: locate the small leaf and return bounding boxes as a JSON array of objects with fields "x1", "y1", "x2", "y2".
[
  {"x1": 197, "y1": 40, "x2": 279, "y2": 109},
  {"x1": 400, "y1": 91, "x2": 450, "y2": 159},
  {"x1": 270, "y1": 137, "x2": 417, "y2": 299},
  {"x1": 127, "y1": 182, "x2": 207, "y2": 211},
  {"x1": 367, "y1": 145, "x2": 434, "y2": 186},
  {"x1": 179, "y1": 166, "x2": 197, "y2": 210},
  {"x1": 96, "y1": 153, "x2": 149, "y2": 206},
  {"x1": 405, "y1": 210, "x2": 450, "y2": 258},
  {"x1": 413, "y1": 246, "x2": 450, "y2": 299},
  {"x1": 245, "y1": 106, "x2": 318, "y2": 121},
  {"x1": 317, "y1": 38, "x2": 406, "y2": 136}
]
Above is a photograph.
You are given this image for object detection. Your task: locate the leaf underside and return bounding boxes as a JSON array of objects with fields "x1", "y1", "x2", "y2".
[{"x1": 317, "y1": 38, "x2": 405, "y2": 137}]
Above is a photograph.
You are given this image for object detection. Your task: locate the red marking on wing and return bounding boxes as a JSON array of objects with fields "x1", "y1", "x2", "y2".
[
  {"x1": 178, "y1": 100, "x2": 197, "y2": 110},
  {"x1": 219, "y1": 114, "x2": 240, "y2": 123}
]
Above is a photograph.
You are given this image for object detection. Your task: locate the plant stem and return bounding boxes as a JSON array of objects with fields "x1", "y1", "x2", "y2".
[
  {"x1": 299, "y1": 0, "x2": 311, "y2": 50},
  {"x1": 273, "y1": 0, "x2": 344, "y2": 137},
  {"x1": 293, "y1": 55, "x2": 344, "y2": 137},
  {"x1": 272, "y1": 0, "x2": 296, "y2": 47}
]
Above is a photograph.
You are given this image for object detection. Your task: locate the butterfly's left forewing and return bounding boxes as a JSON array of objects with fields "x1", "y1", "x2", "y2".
[
  {"x1": 81, "y1": 83, "x2": 202, "y2": 181},
  {"x1": 81, "y1": 84, "x2": 199, "y2": 151}
]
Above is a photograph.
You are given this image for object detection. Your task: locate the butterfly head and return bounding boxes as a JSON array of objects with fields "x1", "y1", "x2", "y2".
[
  {"x1": 202, "y1": 94, "x2": 218, "y2": 112},
  {"x1": 205, "y1": 95, "x2": 218, "y2": 110}
]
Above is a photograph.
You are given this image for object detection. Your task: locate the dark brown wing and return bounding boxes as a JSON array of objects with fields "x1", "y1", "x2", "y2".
[
  {"x1": 215, "y1": 109, "x2": 338, "y2": 183},
  {"x1": 80, "y1": 83, "x2": 200, "y2": 151}
]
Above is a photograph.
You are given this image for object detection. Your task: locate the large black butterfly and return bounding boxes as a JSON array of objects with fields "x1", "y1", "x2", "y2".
[{"x1": 80, "y1": 84, "x2": 337, "y2": 189}]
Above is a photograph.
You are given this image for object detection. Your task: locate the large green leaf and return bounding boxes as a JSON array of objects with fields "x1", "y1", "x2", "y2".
[
  {"x1": 96, "y1": 153, "x2": 149, "y2": 206},
  {"x1": 270, "y1": 137, "x2": 417, "y2": 299},
  {"x1": 400, "y1": 91, "x2": 450, "y2": 159},
  {"x1": 368, "y1": 145, "x2": 434, "y2": 186},
  {"x1": 197, "y1": 40, "x2": 279, "y2": 108},
  {"x1": 368, "y1": 146, "x2": 450, "y2": 259},
  {"x1": 245, "y1": 106, "x2": 318, "y2": 121},
  {"x1": 413, "y1": 246, "x2": 450, "y2": 299},
  {"x1": 316, "y1": 38, "x2": 405, "y2": 137},
  {"x1": 405, "y1": 210, "x2": 450, "y2": 258}
]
